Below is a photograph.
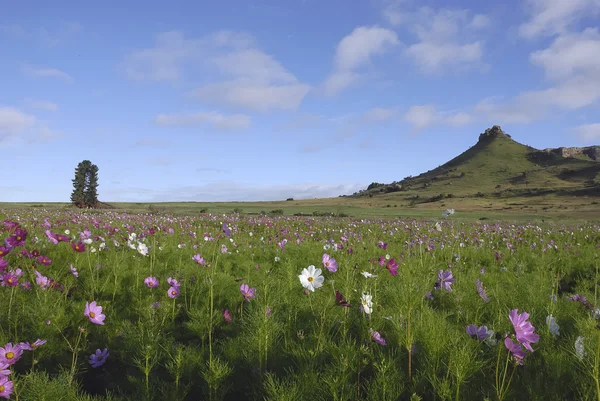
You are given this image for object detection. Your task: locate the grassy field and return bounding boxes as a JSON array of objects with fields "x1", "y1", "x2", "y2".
[{"x1": 0, "y1": 209, "x2": 599, "y2": 401}]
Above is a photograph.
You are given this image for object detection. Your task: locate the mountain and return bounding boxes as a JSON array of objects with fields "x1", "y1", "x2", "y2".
[{"x1": 352, "y1": 126, "x2": 600, "y2": 205}]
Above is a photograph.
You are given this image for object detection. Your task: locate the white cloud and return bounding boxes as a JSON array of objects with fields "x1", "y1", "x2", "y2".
[
  {"x1": 324, "y1": 26, "x2": 399, "y2": 95},
  {"x1": 403, "y1": 105, "x2": 474, "y2": 129},
  {"x1": 122, "y1": 30, "x2": 310, "y2": 111},
  {"x1": 404, "y1": 7, "x2": 488, "y2": 74},
  {"x1": 361, "y1": 107, "x2": 398, "y2": 122},
  {"x1": 382, "y1": 0, "x2": 406, "y2": 25},
  {"x1": 572, "y1": 123, "x2": 600, "y2": 142},
  {"x1": 0, "y1": 106, "x2": 61, "y2": 144},
  {"x1": 26, "y1": 100, "x2": 58, "y2": 112},
  {"x1": 154, "y1": 111, "x2": 251, "y2": 130},
  {"x1": 518, "y1": 0, "x2": 600, "y2": 39},
  {"x1": 101, "y1": 181, "x2": 366, "y2": 202},
  {"x1": 22, "y1": 65, "x2": 73, "y2": 82},
  {"x1": 475, "y1": 28, "x2": 600, "y2": 123},
  {"x1": 0, "y1": 107, "x2": 35, "y2": 140}
]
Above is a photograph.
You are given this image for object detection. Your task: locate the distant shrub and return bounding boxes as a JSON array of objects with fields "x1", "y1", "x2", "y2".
[
  {"x1": 260, "y1": 210, "x2": 267, "y2": 216},
  {"x1": 233, "y1": 208, "x2": 243, "y2": 213},
  {"x1": 270, "y1": 209, "x2": 284, "y2": 215},
  {"x1": 286, "y1": 198, "x2": 294, "y2": 201},
  {"x1": 199, "y1": 208, "x2": 208, "y2": 213}
]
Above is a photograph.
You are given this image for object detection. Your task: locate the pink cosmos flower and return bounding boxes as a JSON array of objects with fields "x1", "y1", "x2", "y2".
[
  {"x1": 167, "y1": 277, "x2": 180, "y2": 288},
  {"x1": 0, "y1": 376, "x2": 13, "y2": 399},
  {"x1": 0, "y1": 258, "x2": 7, "y2": 273},
  {"x1": 504, "y1": 337, "x2": 526, "y2": 365},
  {"x1": 240, "y1": 283, "x2": 256, "y2": 302},
  {"x1": 71, "y1": 241, "x2": 86, "y2": 253},
  {"x1": 144, "y1": 276, "x2": 159, "y2": 288},
  {"x1": 0, "y1": 343, "x2": 22, "y2": 366},
  {"x1": 167, "y1": 286, "x2": 180, "y2": 299},
  {"x1": 386, "y1": 258, "x2": 399, "y2": 276},
  {"x1": 1, "y1": 273, "x2": 18, "y2": 287},
  {"x1": 508, "y1": 309, "x2": 539, "y2": 352},
  {"x1": 84, "y1": 301, "x2": 106, "y2": 325},
  {"x1": 223, "y1": 309, "x2": 232, "y2": 323},
  {"x1": 322, "y1": 253, "x2": 337, "y2": 272},
  {"x1": 192, "y1": 254, "x2": 205, "y2": 265},
  {"x1": 0, "y1": 363, "x2": 9, "y2": 377},
  {"x1": 369, "y1": 329, "x2": 387, "y2": 345}
]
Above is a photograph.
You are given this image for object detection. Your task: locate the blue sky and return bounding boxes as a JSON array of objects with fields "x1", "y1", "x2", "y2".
[{"x1": 1, "y1": 0, "x2": 600, "y2": 202}]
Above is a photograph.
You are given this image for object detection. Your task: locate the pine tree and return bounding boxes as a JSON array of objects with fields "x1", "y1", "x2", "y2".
[
  {"x1": 70, "y1": 160, "x2": 90, "y2": 208},
  {"x1": 84, "y1": 163, "x2": 99, "y2": 207}
]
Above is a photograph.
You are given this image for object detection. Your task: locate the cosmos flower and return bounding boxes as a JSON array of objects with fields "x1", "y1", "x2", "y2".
[
  {"x1": 167, "y1": 277, "x2": 180, "y2": 288},
  {"x1": 0, "y1": 363, "x2": 9, "y2": 377},
  {"x1": 466, "y1": 325, "x2": 489, "y2": 341},
  {"x1": 335, "y1": 290, "x2": 350, "y2": 307},
  {"x1": 361, "y1": 271, "x2": 377, "y2": 279},
  {"x1": 298, "y1": 265, "x2": 325, "y2": 292},
  {"x1": 504, "y1": 337, "x2": 526, "y2": 365},
  {"x1": 0, "y1": 258, "x2": 7, "y2": 273},
  {"x1": 369, "y1": 329, "x2": 387, "y2": 345},
  {"x1": 509, "y1": 309, "x2": 539, "y2": 352},
  {"x1": 18, "y1": 339, "x2": 46, "y2": 351},
  {"x1": 476, "y1": 279, "x2": 490, "y2": 302},
  {"x1": 0, "y1": 343, "x2": 22, "y2": 366},
  {"x1": 167, "y1": 286, "x2": 180, "y2": 299},
  {"x1": 70, "y1": 265, "x2": 79, "y2": 277},
  {"x1": 435, "y1": 270, "x2": 455, "y2": 292},
  {"x1": 322, "y1": 253, "x2": 337, "y2": 272},
  {"x1": 0, "y1": 376, "x2": 13, "y2": 399},
  {"x1": 84, "y1": 301, "x2": 106, "y2": 325},
  {"x1": 240, "y1": 283, "x2": 256, "y2": 302},
  {"x1": 144, "y1": 276, "x2": 159, "y2": 288},
  {"x1": 386, "y1": 258, "x2": 399, "y2": 276},
  {"x1": 89, "y1": 348, "x2": 109, "y2": 368},
  {"x1": 137, "y1": 242, "x2": 149, "y2": 256},
  {"x1": 71, "y1": 241, "x2": 86, "y2": 253},
  {"x1": 1, "y1": 273, "x2": 18, "y2": 287},
  {"x1": 192, "y1": 254, "x2": 206, "y2": 265},
  {"x1": 361, "y1": 293, "x2": 373, "y2": 315},
  {"x1": 223, "y1": 309, "x2": 232, "y2": 323}
]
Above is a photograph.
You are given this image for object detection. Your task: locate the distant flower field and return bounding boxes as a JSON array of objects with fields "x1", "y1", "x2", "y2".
[{"x1": 0, "y1": 209, "x2": 599, "y2": 401}]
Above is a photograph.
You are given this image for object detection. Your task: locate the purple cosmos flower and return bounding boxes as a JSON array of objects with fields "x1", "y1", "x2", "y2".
[
  {"x1": 223, "y1": 309, "x2": 232, "y2": 323},
  {"x1": 0, "y1": 376, "x2": 13, "y2": 399},
  {"x1": 222, "y1": 223, "x2": 232, "y2": 237},
  {"x1": 37, "y1": 255, "x2": 51, "y2": 266},
  {"x1": 508, "y1": 309, "x2": 539, "y2": 352},
  {"x1": 0, "y1": 363, "x2": 9, "y2": 377},
  {"x1": 70, "y1": 265, "x2": 79, "y2": 277},
  {"x1": 0, "y1": 343, "x2": 22, "y2": 366},
  {"x1": 35, "y1": 271, "x2": 49, "y2": 290},
  {"x1": 144, "y1": 276, "x2": 159, "y2": 288},
  {"x1": 386, "y1": 258, "x2": 399, "y2": 276},
  {"x1": 0, "y1": 246, "x2": 10, "y2": 258},
  {"x1": 322, "y1": 253, "x2": 338, "y2": 272},
  {"x1": 192, "y1": 254, "x2": 206, "y2": 265},
  {"x1": 84, "y1": 301, "x2": 106, "y2": 325},
  {"x1": 369, "y1": 329, "x2": 387, "y2": 345},
  {"x1": 151, "y1": 301, "x2": 161, "y2": 309},
  {"x1": 466, "y1": 325, "x2": 489, "y2": 341},
  {"x1": 240, "y1": 283, "x2": 256, "y2": 302},
  {"x1": 18, "y1": 339, "x2": 46, "y2": 351},
  {"x1": 168, "y1": 286, "x2": 180, "y2": 299},
  {"x1": 45, "y1": 230, "x2": 59, "y2": 245},
  {"x1": 6, "y1": 228, "x2": 27, "y2": 248},
  {"x1": 0, "y1": 258, "x2": 7, "y2": 273},
  {"x1": 476, "y1": 280, "x2": 490, "y2": 302},
  {"x1": 435, "y1": 270, "x2": 455, "y2": 292},
  {"x1": 504, "y1": 337, "x2": 526, "y2": 365},
  {"x1": 335, "y1": 290, "x2": 350, "y2": 307},
  {"x1": 89, "y1": 348, "x2": 109, "y2": 368},
  {"x1": 378, "y1": 241, "x2": 387, "y2": 250},
  {"x1": 424, "y1": 291, "x2": 434, "y2": 300},
  {"x1": 167, "y1": 277, "x2": 180, "y2": 288}
]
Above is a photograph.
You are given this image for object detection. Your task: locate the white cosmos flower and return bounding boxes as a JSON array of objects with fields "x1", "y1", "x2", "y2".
[
  {"x1": 83, "y1": 238, "x2": 93, "y2": 245},
  {"x1": 361, "y1": 293, "x2": 373, "y2": 314},
  {"x1": 298, "y1": 265, "x2": 324, "y2": 292},
  {"x1": 274, "y1": 256, "x2": 280, "y2": 262},
  {"x1": 65, "y1": 229, "x2": 70, "y2": 235},
  {"x1": 361, "y1": 271, "x2": 377, "y2": 278},
  {"x1": 546, "y1": 314, "x2": 560, "y2": 337},
  {"x1": 137, "y1": 242, "x2": 149, "y2": 256}
]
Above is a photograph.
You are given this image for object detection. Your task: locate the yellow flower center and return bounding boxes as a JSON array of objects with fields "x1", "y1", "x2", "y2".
[
  {"x1": 7, "y1": 279, "x2": 13, "y2": 284},
  {"x1": 325, "y1": 262, "x2": 330, "y2": 266},
  {"x1": 16, "y1": 236, "x2": 21, "y2": 241},
  {"x1": 6, "y1": 352, "x2": 14, "y2": 359},
  {"x1": 308, "y1": 276, "x2": 313, "y2": 282},
  {"x1": 89, "y1": 312, "x2": 96, "y2": 318},
  {"x1": 171, "y1": 291, "x2": 177, "y2": 295},
  {"x1": 0, "y1": 385, "x2": 4, "y2": 392}
]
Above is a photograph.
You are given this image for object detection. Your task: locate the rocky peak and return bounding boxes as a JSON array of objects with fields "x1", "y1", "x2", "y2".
[
  {"x1": 542, "y1": 146, "x2": 600, "y2": 161},
  {"x1": 478, "y1": 125, "x2": 511, "y2": 142}
]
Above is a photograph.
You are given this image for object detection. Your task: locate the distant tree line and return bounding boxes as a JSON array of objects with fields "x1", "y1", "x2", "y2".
[{"x1": 70, "y1": 160, "x2": 99, "y2": 208}]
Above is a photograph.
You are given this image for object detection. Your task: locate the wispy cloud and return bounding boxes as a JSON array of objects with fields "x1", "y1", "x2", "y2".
[
  {"x1": 572, "y1": 123, "x2": 600, "y2": 142},
  {"x1": 404, "y1": 105, "x2": 474, "y2": 130},
  {"x1": 21, "y1": 65, "x2": 73, "y2": 82},
  {"x1": 196, "y1": 167, "x2": 229, "y2": 173},
  {"x1": 324, "y1": 26, "x2": 399, "y2": 96},
  {"x1": 25, "y1": 100, "x2": 58, "y2": 112},
  {"x1": 0, "y1": 106, "x2": 62, "y2": 144},
  {"x1": 154, "y1": 111, "x2": 251, "y2": 130},
  {"x1": 518, "y1": 0, "x2": 599, "y2": 39}
]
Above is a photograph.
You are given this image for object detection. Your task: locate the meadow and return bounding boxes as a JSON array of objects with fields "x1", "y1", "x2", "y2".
[{"x1": 0, "y1": 208, "x2": 599, "y2": 401}]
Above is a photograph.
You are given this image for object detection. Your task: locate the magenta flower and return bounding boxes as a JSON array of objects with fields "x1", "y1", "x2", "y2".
[
  {"x1": 0, "y1": 376, "x2": 13, "y2": 399},
  {"x1": 223, "y1": 309, "x2": 232, "y2": 323},
  {"x1": 435, "y1": 270, "x2": 455, "y2": 292},
  {"x1": 504, "y1": 337, "x2": 526, "y2": 365},
  {"x1": 35, "y1": 271, "x2": 49, "y2": 290},
  {"x1": 378, "y1": 240, "x2": 387, "y2": 250},
  {"x1": 167, "y1": 277, "x2": 180, "y2": 288},
  {"x1": 45, "y1": 230, "x2": 59, "y2": 245},
  {"x1": 322, "y1": 253, "x2": 338, "y2": 272},
  {"x1": 369, "y1": 329, "x2": 387, "y2": 345},
  {"x1": 144, "y1": 276, "x2": 159, "y2": 288},
  {"x1": 335, "y1": 290, "x2": 350, "y2": 307},
  {"x1": 71, "y1": 241, "x2": 86, "y2": 253},
  {"x1": 240, "y1": 283, "x2": 256, "y2": 302},
  {"x1": 18, "y1": 339, "x2": 46, "y2": 351},
  {"x1": 84, "y1": 301, "x2": 106, "y2": 325},
  {"x1": 0, "y1": 343, "x2": 22, "y2": 366},
  {"x1": 222, "y1": 223, "x2": 232, "y2": 237},
  {"x1": 6, "y1": 228, "x2": 27, "y2": 247},
  {"x1": 37, "y1": 255, "x2": 51, "y2": 266},
  {"x1": 508, "y1": 309, "x2": 539, "y2": 352},
  {"x1": 167, "y1": 286, "x2": 180, "y2": 299},
  {"x1": 0, "y1": 258, "x2": 7, "y2": 273},
  {"x1": 386, "y1": 258, "x2": 399, "y2": 276},
  {"x1": 192, "y1": 254, "x2": 206, "y2": 265},
  {"x1": 89, "y1": 348, "x2": 109, "y2": 368},
  {"x1": 0, "y1": 246, "x2": 10, "y2": 258},
  {"x1": 1, "y1": 273, "x2": 18, "y2": 287}
]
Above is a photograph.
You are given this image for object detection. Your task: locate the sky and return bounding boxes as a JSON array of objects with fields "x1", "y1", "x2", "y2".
[{"x1": 1, "y1": 0, "x2": 600, "y2": 202}]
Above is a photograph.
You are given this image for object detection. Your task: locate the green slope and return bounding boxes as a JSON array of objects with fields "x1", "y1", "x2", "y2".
[{"x1": 354, "y1": 126, "x2": 600, "y2": 202}]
